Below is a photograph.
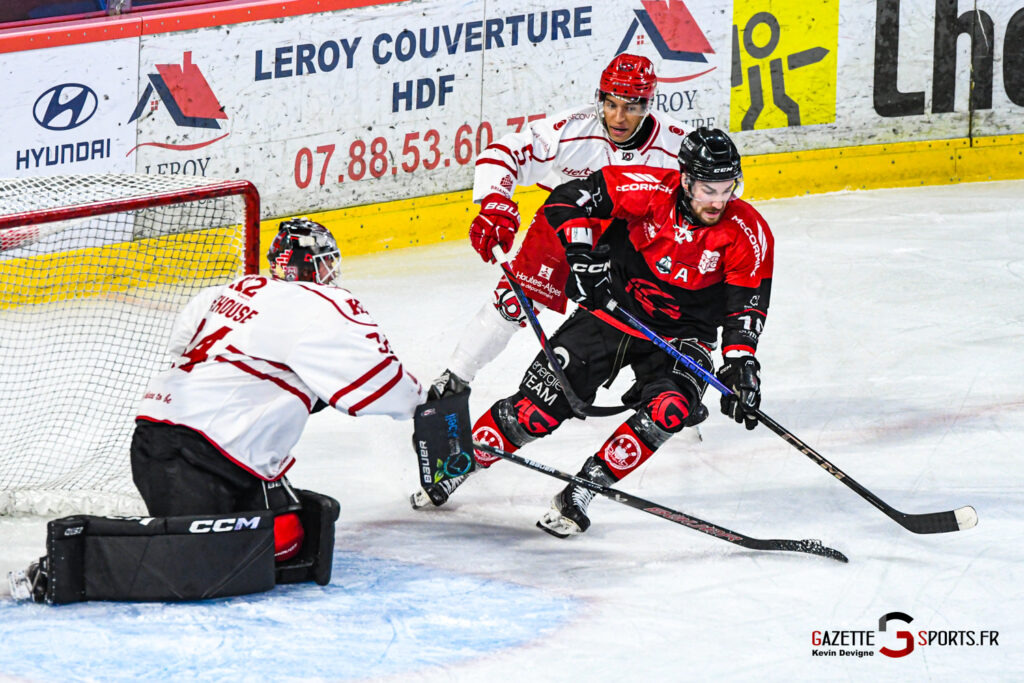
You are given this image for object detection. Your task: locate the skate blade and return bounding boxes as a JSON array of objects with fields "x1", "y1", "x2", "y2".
[
  {"x1": 536, "y1": 508, "x2": 582, "y2": 539},
  {"x1": 7, "y1": 570, "x2": 31, "y2": 601},
  {"x1": 409, "y1": 490, "x2": 433, "y2": 510}
]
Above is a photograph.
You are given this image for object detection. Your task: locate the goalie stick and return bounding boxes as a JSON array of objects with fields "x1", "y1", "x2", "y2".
[
  {"x1": 491, "y1": 245, "x2": 628, "y2": 418},
  {"x1": 602, "y1": 302, "x2": 978, "y2": 535},
  {"x1": 472, "y1": 441, "x2": 848, "y2": 563}
]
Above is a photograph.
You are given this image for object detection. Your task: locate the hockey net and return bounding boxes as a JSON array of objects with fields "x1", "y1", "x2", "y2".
[{"x1": 0, "y1": 174, "x2": 259, "y2": 516}]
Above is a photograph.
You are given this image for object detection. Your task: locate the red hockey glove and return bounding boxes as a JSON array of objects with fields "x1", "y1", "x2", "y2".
[{"x1": 469, "y1": 194, "x2": 520, "y2": 263}]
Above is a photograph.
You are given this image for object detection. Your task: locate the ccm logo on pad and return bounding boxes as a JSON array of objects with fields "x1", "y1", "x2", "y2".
[{"x1": 188, "y1": 517, "x2": 261, "y2": 533}]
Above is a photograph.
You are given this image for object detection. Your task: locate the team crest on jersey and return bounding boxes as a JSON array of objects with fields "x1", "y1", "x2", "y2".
[
  {"x1": 656, "y1": 255, "x2": 672, "y2": 274},
  {"x1": 698, "y1": 250, "x2": 720, "y2": 273},
  {"x1": 673, "y1": 224, "x2": 693, "y2": 243}
]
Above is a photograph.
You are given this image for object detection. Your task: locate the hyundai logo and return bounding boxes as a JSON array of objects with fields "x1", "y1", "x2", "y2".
[{"x1": 33, "y1": 83, "x2": 98, "y2": 131}]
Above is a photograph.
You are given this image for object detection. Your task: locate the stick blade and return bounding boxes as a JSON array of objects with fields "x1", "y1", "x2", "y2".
[
  {"x1": 750, "y1": 538, "x2": 849, "y2": 563},
  {"x1": 898, "y1": 505, "x2": 978, "y2": 534},
  {"x1": 954, "y1": 506, "x2": 978, "y2": 530}
]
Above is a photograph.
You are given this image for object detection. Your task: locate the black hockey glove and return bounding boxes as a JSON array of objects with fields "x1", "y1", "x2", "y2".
[
  {"x1": 716, "y1": 356, "x2": 761, "y2": 430},
  {"x1": 565, "y1": 243, "x2": 613, "y2": 311},
  {"x1": 427, "y1": 369, "x2": 470, "y2": 401}
]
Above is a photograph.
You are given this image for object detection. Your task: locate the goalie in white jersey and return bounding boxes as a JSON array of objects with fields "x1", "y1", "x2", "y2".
[
  {"x1": 133, "y1": 218, "x2": 424, "y2": 555},
  {"x1": 431, "y1": 54, "x2": 687, "y2": 400},
  {"x1": 8, "y1": 218, "x2": 427, "y2": 604}
]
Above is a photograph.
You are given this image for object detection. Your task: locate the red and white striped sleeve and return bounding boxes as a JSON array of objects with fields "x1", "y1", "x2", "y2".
[
  {"x1": 287, "y1": 285, "x2": 424, "y2": 420},
  {"x1": 471, "y1": 104, "x2": 589, "y2": 203}
]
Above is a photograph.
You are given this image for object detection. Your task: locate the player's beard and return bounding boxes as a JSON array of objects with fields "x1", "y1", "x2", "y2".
[{"x1": 693, "y1": 202, "x2": 724, "y2": 225}]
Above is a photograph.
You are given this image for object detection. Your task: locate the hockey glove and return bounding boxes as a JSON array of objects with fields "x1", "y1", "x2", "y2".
[
  {"x1": 469, "y1": 194, "x2": 520, "y2": 263},
  {"x1": 565, "y1": 243, "x2": 613, "y2": 311},
  {"x1": 427, "y1": 369, "x2": 470, "y2": 401},
  {"x1": 716, "y1": 356, "x2": 761, "y2": 430}
]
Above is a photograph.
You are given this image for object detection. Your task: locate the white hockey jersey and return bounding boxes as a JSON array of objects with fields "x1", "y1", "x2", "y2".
[
  {"x1": 137, "y1": 275, "x2": 424, "y2": 481},
  {"x1": 472, "y1": 104, "x2": 687, "y2": 202}
]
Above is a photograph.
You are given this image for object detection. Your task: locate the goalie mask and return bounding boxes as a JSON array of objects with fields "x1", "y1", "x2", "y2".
[{"x1": 267, "y1": 218, "x2": 341, "y2": 286}]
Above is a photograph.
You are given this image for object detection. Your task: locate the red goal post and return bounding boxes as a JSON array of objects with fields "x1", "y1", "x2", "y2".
[{"x1": 0, "y1": 174, "x2": 260, "y2": 516}]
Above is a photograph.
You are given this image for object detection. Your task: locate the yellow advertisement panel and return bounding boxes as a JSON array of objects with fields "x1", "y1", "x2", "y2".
[{"x1": 730, "y1": 0, "x2": 839, "y2": 131}]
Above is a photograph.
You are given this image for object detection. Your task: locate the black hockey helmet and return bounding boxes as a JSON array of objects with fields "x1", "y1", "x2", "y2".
[
  {"x1": 267, "y1": 217, "x2": 341, "y2": 285},
  {"x1": 677, "y1": 127, "x2": 742, "y2": 184}
]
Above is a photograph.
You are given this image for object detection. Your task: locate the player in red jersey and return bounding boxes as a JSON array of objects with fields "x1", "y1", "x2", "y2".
[
  {"x1": 425, "y1": 54, "x2": 687, "y2": 407},
  {"x1": 417, "y1": 128, "x2": 775, "y2": 538}
]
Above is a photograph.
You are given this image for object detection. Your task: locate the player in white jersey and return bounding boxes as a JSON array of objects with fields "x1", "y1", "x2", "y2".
[
  {"x1": 132, "y1": 218, "x2": 424, "y2": 555},
  {"x1": 8, "y1": 219, "x2": 428, "y2": 604},
  {"x1": 431, "y1": 54, "x2": 687, "y2": 401}
]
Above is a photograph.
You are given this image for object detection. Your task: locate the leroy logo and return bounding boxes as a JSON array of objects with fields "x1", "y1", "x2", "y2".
[
  {"x1": 127, "y1": 51, "x2": 229, "y2": 154},
  {"x1": 614, "y1": 0, "x2": 716, "y2": 83}
]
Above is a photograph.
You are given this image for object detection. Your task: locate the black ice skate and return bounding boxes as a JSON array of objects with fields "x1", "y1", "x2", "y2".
[
  {"x1": 7, "y1": 557, "x2": 47, "y2": 603},
  {"x1": 537, "y1": 456, "x2": 616, "y2": 538},
  {"x1": 410, "y1": 472, "x2": 472, "y2": 510}
]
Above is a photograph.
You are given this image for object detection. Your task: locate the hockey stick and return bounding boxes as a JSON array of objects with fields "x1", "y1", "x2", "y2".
[
  {"x1": 602, "y1": 302, "x2": 978, "y2": 535},
  {"x1": 491, "y1": 245, "x2": 627, "y2": 418},
  {"x1": 473, "y1": 441, "x2": 848, "y2": 563}
]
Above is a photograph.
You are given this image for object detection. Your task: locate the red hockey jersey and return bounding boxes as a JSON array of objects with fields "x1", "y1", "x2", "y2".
[{"x1": 543, "y1": 165, "x2": 774, "y2": 356}]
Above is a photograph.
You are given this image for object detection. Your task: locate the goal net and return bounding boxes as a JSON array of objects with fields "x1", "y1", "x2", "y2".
[{"x1": 0, "y1": 174, "x2": 259, "y2": 516}]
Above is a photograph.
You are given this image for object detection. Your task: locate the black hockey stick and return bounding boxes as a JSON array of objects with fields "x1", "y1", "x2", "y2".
[
  {"x1": 473, "y1": 441, "x2": 847, "y2": 563},
  {"x1": 491, "y1": 246, "x2": 627, "y2": 418},
  {"x1": 603, "y1": 303, "x2": 978, "y2": 535}
]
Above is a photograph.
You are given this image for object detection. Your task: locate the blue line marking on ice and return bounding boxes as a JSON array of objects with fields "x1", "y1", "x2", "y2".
[{"x1": 0, "y1": 550, "x2": 576, "y2": 680}]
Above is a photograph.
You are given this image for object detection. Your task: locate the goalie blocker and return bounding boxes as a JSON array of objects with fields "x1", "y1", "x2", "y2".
[
  {"x1": 413, "y1": 387, "x2": 475, "y2": 492},
  {"x1": 12, "y1": 489, "x2": 339, "y2": 604}
]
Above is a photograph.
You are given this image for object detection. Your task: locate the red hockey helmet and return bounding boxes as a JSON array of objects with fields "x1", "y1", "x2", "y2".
[
  {"x1": 598, "y1": 54, "x2": 657, "y2": 102},
  {"x1": 267, "y1": 218, "x2": 341, "y2": 285}
]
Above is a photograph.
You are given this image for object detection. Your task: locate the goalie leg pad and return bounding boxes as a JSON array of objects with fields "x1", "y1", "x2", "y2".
[
  {"x1": 43, "y1": 511, "x2": 276, "y2": 604},
  {"x1": 274, "y1": 489, "x2": 341, "y2": 586}
]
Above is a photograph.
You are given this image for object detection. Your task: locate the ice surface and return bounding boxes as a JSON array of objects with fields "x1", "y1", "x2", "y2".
[{"x1": 2, "y1": 181, "x2": 1022, "y2": 681}]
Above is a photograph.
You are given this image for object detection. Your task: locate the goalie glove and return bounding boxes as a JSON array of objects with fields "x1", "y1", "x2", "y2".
[
  {"x1": 469, "y1": 194, "x2": 520, "y2": 263},
  {"x1": 565, "y1": 243, "x2": 613, "y2": 311},
  {"x1": 716, "y1": 356, "x2": 761, "y2": 430}
]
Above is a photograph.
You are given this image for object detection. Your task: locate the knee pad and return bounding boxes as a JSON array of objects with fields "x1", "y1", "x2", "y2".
[
  {"x1": 275, "y1": 489, "x2": 340, "y2": 586},
  {"x1": 273, "y1": 512, "x2": 305, "y2": 562},
  {"x1": 471, "y1": 394, "x2": 566, "y2": 467},
  {"x1": 624, "y1": 380, "x2": 694, "y2": 451},
  {"x1": 501, "y1": 392, "x2": 566, "y2": 442},
  {"x1": 646, "y1": 390, "x2": 690, "y2": 434},
  {"x1": 492, "y1": 281, "x2": 529, "y2": 327}
]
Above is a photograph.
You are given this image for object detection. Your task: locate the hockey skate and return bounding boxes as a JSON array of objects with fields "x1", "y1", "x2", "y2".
[
  {"x1": 8, "y1": 557, "x2": 47, "y2": 603},
  {"x1": 410, "y1": 472, "x2": 472, "y2": 510},
  {"x1": 536, "y1": 457, "x2": 616, "y2": 538}
]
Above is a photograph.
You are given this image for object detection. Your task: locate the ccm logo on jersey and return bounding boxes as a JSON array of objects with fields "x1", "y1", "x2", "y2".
[
  {"x1": 188, "y1": 517, "x2": 261, "y2": 533},
  {"x1": 616, "y1": 172, "x2": 671, "y2": 193}
]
